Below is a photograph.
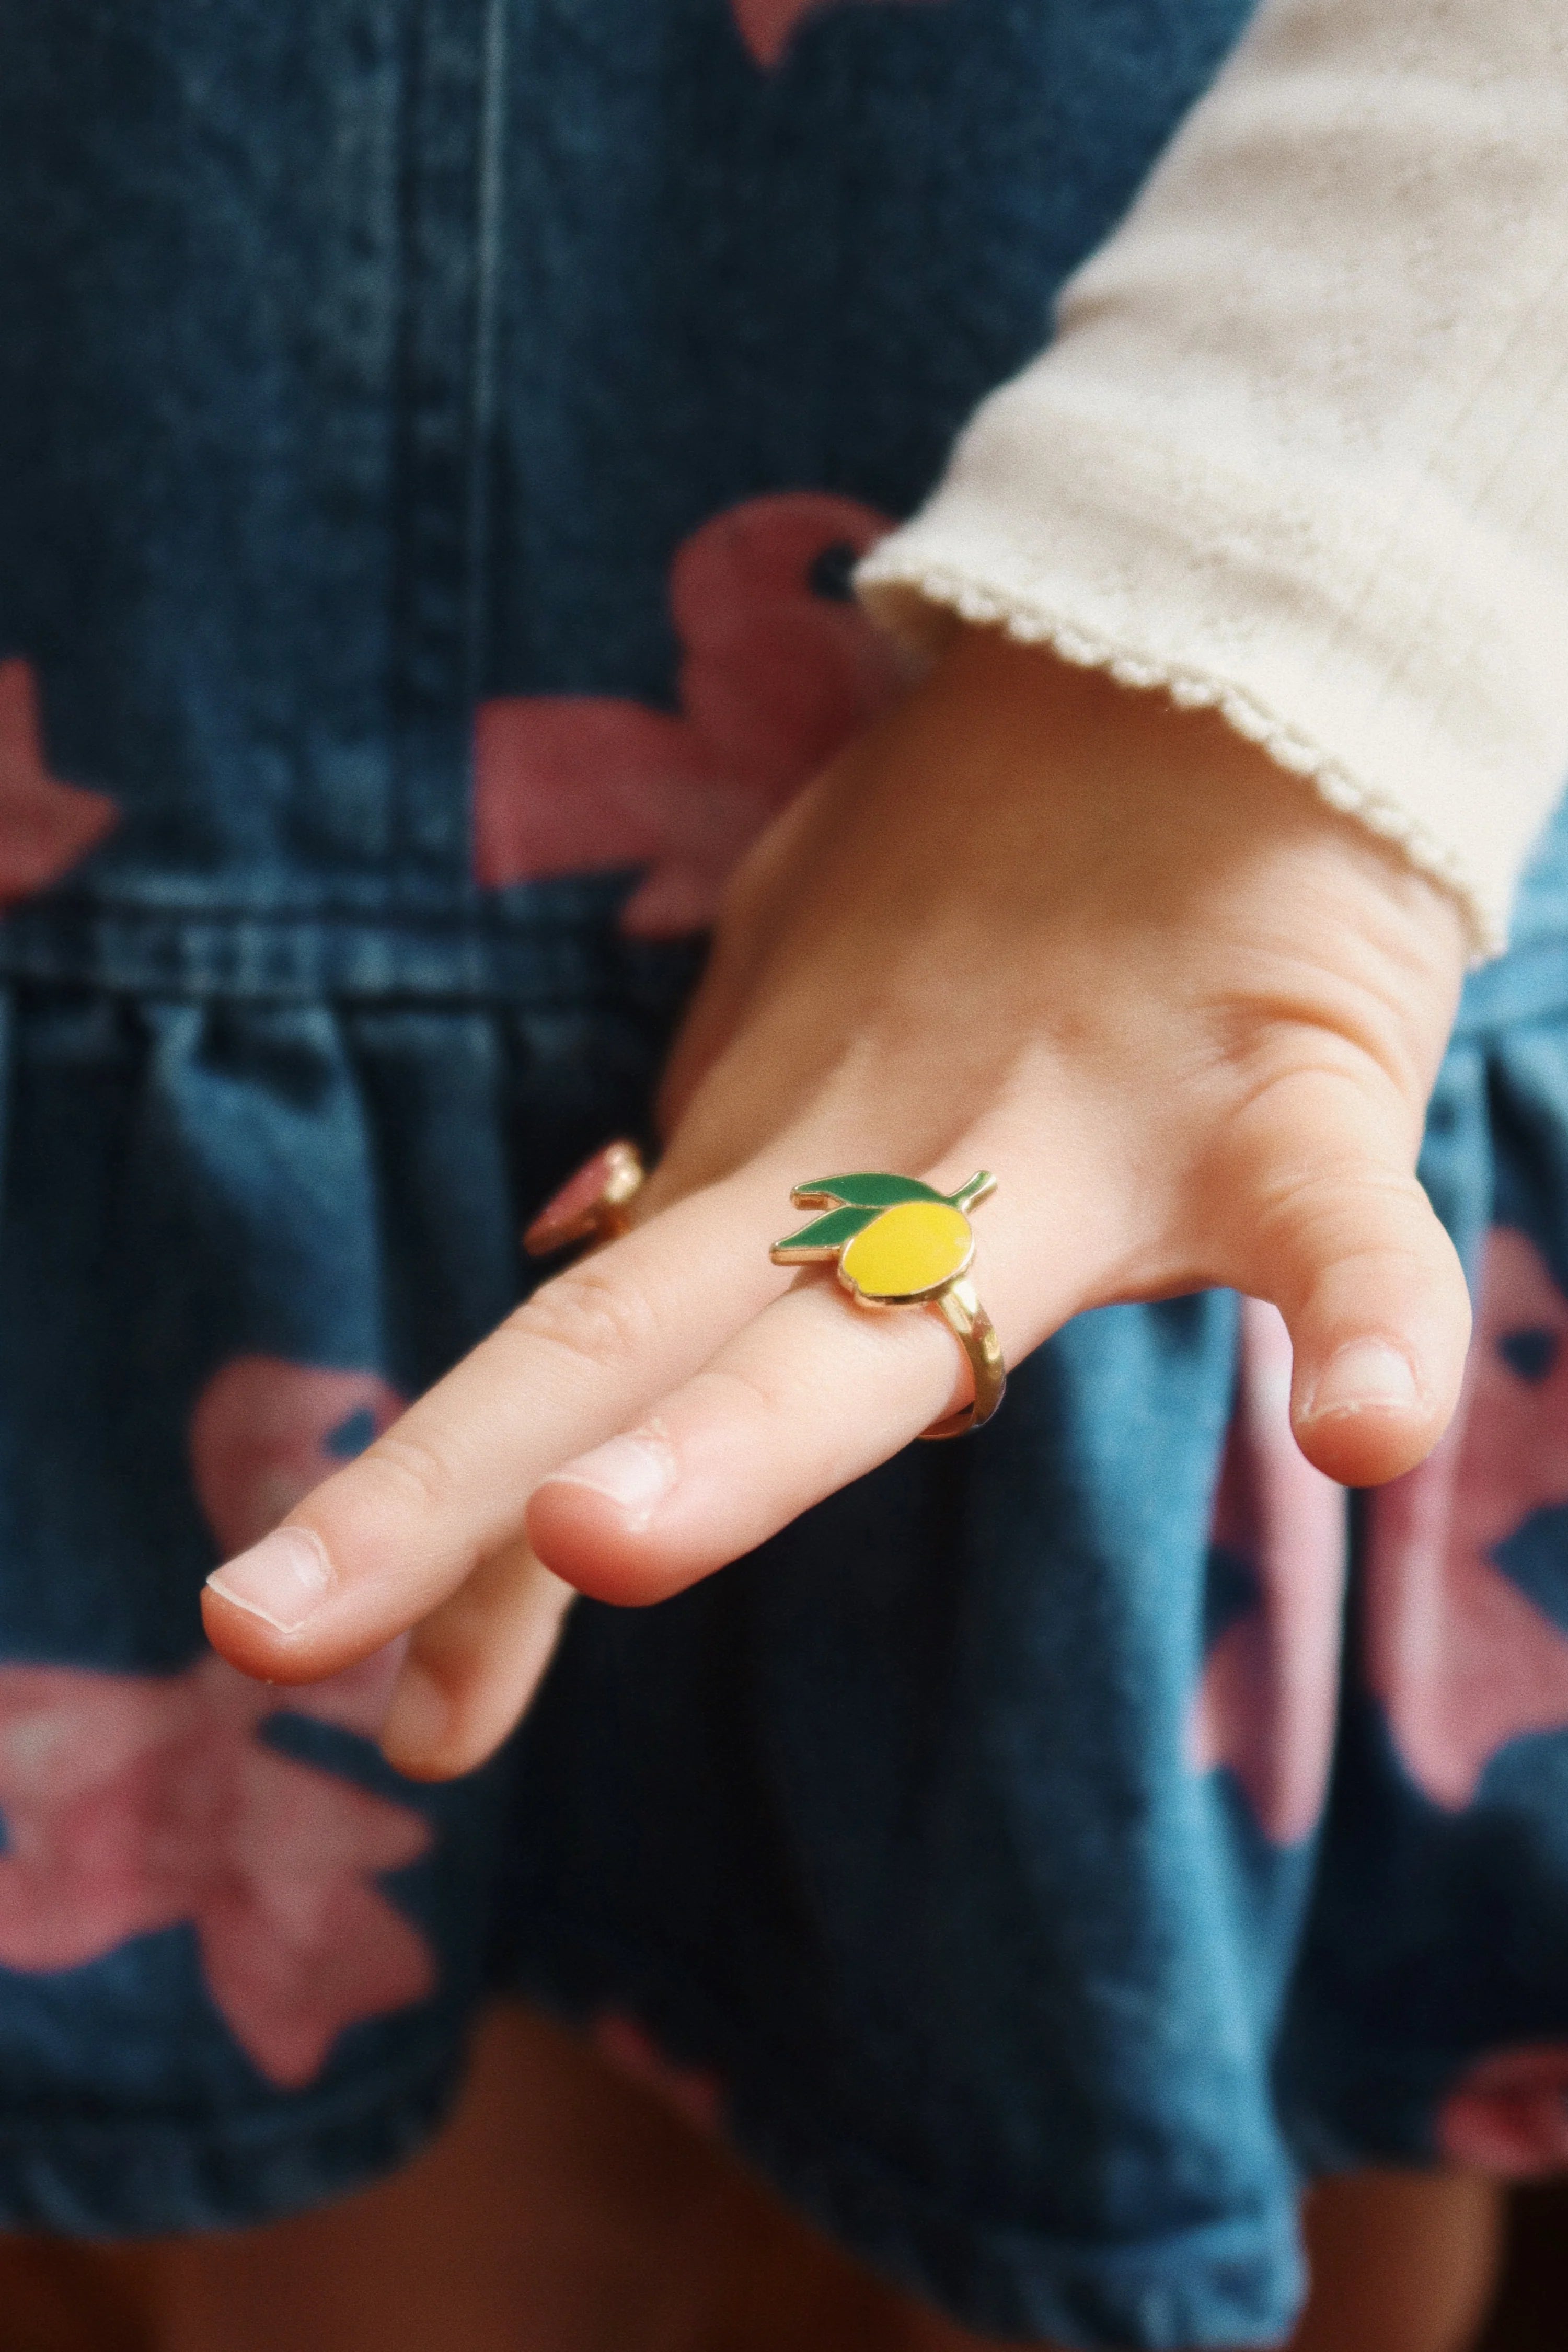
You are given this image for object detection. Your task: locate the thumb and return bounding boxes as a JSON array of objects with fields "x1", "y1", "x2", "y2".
[{"x1": 1227, "y1": 1080, "x2": 1471, "y2": 1488}]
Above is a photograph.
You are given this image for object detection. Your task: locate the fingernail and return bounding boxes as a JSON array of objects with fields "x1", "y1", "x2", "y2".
[
  {"x1": 1302, "y1": 1339, "x2": 1420, "y2": 1422},
  {"x1": 539, "y1": 1431, "x2": 675, "y2": 1529},
  {"x1": 206, "y1": 1526, "x2": 333, "y2": 1634}
]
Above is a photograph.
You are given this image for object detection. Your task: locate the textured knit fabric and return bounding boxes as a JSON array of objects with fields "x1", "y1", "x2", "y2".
[
  {"x1": 5, "y1": 6, "x2": 1568, "y2": 2351},
  {"x1": 859, "y1": 0, "x2": 1568, "y2": 956}
]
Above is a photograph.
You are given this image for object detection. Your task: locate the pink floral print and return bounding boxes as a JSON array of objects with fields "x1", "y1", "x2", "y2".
[
  {"x1": 1438, "y1": 2043, "x2": 1568, "y2": 2175},
  {"x1": 474, "y1": 492, "x2": 908, "y2": 936},
  {"x1": 730, "y1": 0, "x2": 943, "y2": 68},
  {"x1": 1193, "y1": 1229, "x2": 1568, "y2": 1836},
  {"x1": 0, "y1": 1648, "x2": 432, "y2": 2089},
  {"x1": 1189, "y1": 1298, "x2": 1347, "y2": 1845},
  {"x1": 1365, "y1": 1226, "x2": 1568, "y2": 1810},
  {"x1": 0, "y1": 1355, "x2": 433, "y2": 2088},
  {"x1": 190, "y1": 1356, "x2": 403, "y2": 1557},
  {"x1": 0, "y1": 658, "x2": 117, "y2": 907},
  {"x1": 591, "y1": 2011, "x2": 724, "y2": 2137}
]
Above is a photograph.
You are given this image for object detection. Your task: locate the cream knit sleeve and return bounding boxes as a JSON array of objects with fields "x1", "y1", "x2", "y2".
[{"x1": 856, "y1": 0, "x2": 1568, "y2": 957}]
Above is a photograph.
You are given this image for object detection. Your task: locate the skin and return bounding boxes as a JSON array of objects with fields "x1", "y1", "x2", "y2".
[
  {"x1": 189, "y1": 633, "x2": 1490, "y2": 2348},
  {"x1": 6, "y1": 2005, "x2": 1502, "y2": 2352},
  {"x1": 202, "y1": 628, "x2": 1470, "y2": 1775}
]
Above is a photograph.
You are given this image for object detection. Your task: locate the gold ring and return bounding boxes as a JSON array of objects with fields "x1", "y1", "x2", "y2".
[
  {"x1": 524, "y1": 1140, "x2": 647, "y2": 1259},
  {"x1": 770, "y1": 1171, "x2": 1006, "y2": 1440}
]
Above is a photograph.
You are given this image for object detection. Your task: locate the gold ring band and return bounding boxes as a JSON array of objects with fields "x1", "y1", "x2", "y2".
[
  {"x1": 923, "y1": 1275, "x2": 1007, "y2": 1439},
  {"x1": 771, "y1": 1169, "x2": 1007, "y2": 1442},
  {"x1": 527, "y1": 1148, "x2": 1008, "y2": 1442}
]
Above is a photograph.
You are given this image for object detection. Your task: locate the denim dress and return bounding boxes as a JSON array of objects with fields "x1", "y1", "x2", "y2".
[{"x1": 6, "y1": 5, "x2": 1568, "y2": 2346}]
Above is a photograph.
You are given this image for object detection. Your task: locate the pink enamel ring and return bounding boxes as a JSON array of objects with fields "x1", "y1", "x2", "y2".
[{"x1": 523, "y1": 1140, "x2": 648, "y2": 1258}]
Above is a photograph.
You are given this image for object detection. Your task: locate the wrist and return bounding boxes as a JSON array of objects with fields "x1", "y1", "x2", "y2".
[{"x1": 924, "y1": 624, "x2": 1467, "y2": 1098}]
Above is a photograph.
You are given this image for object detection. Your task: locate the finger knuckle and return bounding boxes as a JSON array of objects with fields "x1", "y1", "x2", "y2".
[
  {"x1": 685, "y1": 1358, "x2": 794, "y2": 1430},
  {"x1": 510, "y1": 1261, "x2": 662, "y2": 1379},
  {"x1": 1255, "y1": 1161, "x2": 1426, "y2": 1253},
  {"x1": 354, "y1": 1426, "x2": 463, "y2": 1519}
]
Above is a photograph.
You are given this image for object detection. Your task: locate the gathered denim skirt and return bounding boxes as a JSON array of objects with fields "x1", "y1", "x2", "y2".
[{"x1": 7, "y1": 5, "x2": 1568, "y2": 2347}]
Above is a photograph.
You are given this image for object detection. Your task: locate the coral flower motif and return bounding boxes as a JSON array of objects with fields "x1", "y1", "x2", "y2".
[
  {"x1": 591, "y1": 2012, "x2": 725, "y2": 2138},
  {"x1": 730, "y1": 0, "x2": 944, "y2": 69},
  {"x1": 1189, "y1": 1297, "x2": 1347, "y2": 1845},
  {"x1": 474, "y1": 492, "x2": 908, "y2": 936},
  {"x1": 0, "y1": 658, "x2": 118, "y2": 907},
  {"x1": 1438, "y1": 2044, "x2": 1568, "y2": 2175},
  {"x1": 0, "y1": 1356, "x2": 432, "y2": 2089},
  {"x1": 1365, "y1": 1226, "x2": 1568, "y2": 1809},
  {"x1": 190, "y1": 1357, "x2": 404, "y2": 1557},
  {"x1": 0, "y1": 1648, "x2": 432, "y2": 2089}
]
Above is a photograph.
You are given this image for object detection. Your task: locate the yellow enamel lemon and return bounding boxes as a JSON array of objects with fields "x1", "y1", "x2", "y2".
[{"x1": 839, "y1": 1200, "x2": 974, "y2": 1302}]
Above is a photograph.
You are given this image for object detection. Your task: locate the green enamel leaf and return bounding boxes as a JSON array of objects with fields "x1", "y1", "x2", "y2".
[
  {"x1": 792, "y1": 1172, "x2": 943, "y2": 1213},
  {"x1": 771, "y1": 1204, "x2": 878, "y2": 1258},
  {"x1": 950, "y1": 1170, "x2": 996, "y2": 1212}
]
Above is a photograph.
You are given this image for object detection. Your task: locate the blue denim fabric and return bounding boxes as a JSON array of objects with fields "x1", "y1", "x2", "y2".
[
  {"x1": 7, "y1": 7, "x2": 1568, "y2": 2350},
  {"x1": 0, "y1": 0, "x2": 1256, "y2": 909},
  {"x1": 490, "y1": 866, "x2": 1568, "y2": 2348}
]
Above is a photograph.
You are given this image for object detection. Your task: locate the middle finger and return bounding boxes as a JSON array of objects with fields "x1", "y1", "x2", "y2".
[{"x1": 526, "y1": 1136, "x2": 1136, "y2": 1605}]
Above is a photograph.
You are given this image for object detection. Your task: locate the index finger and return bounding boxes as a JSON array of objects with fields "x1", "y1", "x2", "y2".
[{"x1": 200, "y1": 1157, "x2": 795, "y2": 1683}]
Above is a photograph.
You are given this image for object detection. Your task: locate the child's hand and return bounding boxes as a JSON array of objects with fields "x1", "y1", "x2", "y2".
[{"x1": 203, "y1": 631, "x2": 1470, "y2": 1777}]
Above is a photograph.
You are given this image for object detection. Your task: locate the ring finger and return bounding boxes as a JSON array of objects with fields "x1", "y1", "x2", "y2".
[{"x1": 523, "y1": 1128, "x2": 1139, "y2": 1602}]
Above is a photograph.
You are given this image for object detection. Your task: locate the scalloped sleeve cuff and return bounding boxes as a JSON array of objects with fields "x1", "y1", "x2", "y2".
[{"x1": 857, "y1": 0, "x2": 1568, "y2": 959}]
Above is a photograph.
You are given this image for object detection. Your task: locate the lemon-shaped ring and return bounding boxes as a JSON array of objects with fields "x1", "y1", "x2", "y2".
[{"x1": 770, "y1": 1171, "x2": 1006, "y2": 1439}]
